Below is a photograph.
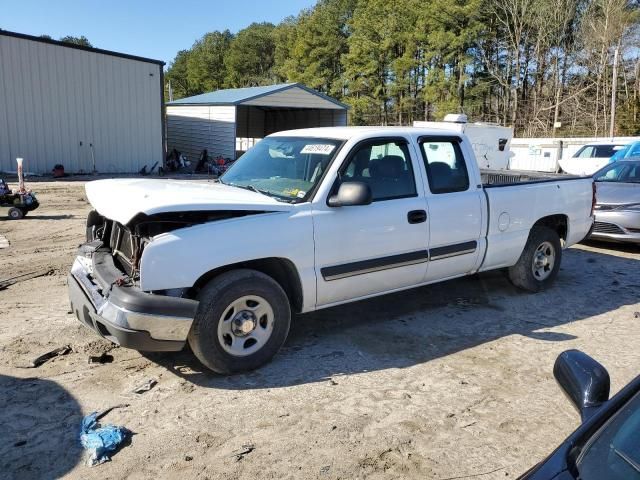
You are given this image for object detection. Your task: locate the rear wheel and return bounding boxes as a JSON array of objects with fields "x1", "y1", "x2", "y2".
[
  {"x1": 188, "y1": 269, "x2": 291, "y2": 374},
  {"x1": 508, "y1": 226, "x2": 562, "y2": 292},
  {"x1": 8, "y1": 207, "x2": 23, "y2": 220}
]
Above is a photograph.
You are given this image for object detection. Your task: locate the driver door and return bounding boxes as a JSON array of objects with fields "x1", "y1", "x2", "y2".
[{"x1": 312, "y1": 137, "x2": 430, "y2": 307}]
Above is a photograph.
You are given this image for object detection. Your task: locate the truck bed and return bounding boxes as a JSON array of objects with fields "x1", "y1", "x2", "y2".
[{"x1": 481, "y1": 169, "x2": 580, "y2": 187}]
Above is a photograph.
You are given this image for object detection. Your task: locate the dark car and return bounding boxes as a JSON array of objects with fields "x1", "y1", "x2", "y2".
[{"x1": 520, "y1": 350, "x2": 640, "y2": 479}]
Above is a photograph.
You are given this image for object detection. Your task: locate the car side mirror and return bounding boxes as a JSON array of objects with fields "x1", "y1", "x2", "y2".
[
  {"x1": 553, "y1": 350, "x2": 610, "y2": 422},
  {"x1": 327, "y1": 181, "x2": 372, "y2": 207}
]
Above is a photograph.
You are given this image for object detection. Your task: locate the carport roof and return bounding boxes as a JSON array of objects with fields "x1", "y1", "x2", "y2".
[{"x1": 167, "y1": 83, "x2": 348, "y2": 109}]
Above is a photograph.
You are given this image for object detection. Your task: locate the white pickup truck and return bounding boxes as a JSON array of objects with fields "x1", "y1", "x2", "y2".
[{"x1": 68, "y1": 127, "x2": 595, "y2": 373}]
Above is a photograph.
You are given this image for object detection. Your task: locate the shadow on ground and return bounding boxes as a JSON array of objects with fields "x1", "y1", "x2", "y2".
[
  {"x1": 23, "y1": 214, "x2": 75, "y2": 220},
  {"x1": 581, "y1": 238, "x2": 640, "y2": 254},
  {"x1": 145, "y1": 247, "x2": 639, "y2": 390},
  {"x1": 0, "y1": 214, "x2": 75, "y2": 222},
  {"x1": 0, "y1": 374, "x2": 83, "y2": 480}
]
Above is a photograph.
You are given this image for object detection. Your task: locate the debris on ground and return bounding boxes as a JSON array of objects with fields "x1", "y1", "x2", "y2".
[
  {"x1": 95, "y1": 404, "x2": 130, "y2": 420},
  {"x1": 0, "y1": 234, "x2": 9, "y2": 249},
  {"x1": 17, "y1": 344, "x2": 72, "y2": 368},
  {"x1": 88, "y1": 353, "x2": 114, "y2": 364},
  {"x1": 634, "y1": 312, "x2": 640, "y2": 319},
  {"x1": 232, "y1": 444, "x2": 255, "y2": 462},
  {"x1": 132, "y1": 378, "x2": 157, "y2": 394},
  {"x1": 80, "y1": 404, "x2": 131, "y2": 466}
]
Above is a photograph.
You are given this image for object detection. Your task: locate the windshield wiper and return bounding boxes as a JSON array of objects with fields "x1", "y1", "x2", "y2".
[
  {"x1": 223, "y1": 182, "x2": 296, "y2": 203},
  {"x1": 245, "y1": 184, "x2": 265, "y2": 195},
  {"x1": 226, "y1": 182, "x2": 280, "y2": 200}
]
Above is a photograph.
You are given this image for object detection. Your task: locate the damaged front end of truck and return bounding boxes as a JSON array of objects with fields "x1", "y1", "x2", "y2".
[{"x1": 68, "y1": 178, "x2": 286, "y2": 352}]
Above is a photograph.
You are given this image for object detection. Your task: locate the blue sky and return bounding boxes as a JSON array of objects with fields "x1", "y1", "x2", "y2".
[{"x1": 1, "y1": 0, "x2": 317, "y2": 66}]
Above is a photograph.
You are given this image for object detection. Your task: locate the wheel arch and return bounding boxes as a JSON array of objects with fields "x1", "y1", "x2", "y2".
[
  {"x1": 191, "y1": 257, "x2": 304, "y2": 313},
  {"x1": 532, "y1": 214, "x2": 568, "y2": 242}
]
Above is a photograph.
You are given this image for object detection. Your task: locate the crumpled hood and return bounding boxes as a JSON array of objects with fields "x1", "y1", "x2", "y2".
[
  {"x1": 85, "y1": 179, "x2": 291, "y2": 225},
  {"x1": 596, "y1": 182, "x2": 640, "y2": 206}
]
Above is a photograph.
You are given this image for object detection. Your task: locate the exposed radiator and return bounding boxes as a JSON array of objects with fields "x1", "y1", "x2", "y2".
[{"x1": 109, "y1": 221, "x2": 135, "y2": 275}]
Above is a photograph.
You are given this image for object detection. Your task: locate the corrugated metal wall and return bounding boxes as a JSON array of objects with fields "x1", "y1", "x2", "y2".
[
  {"x1": 235, "y1": 107, "x2": 346, "y2": 138},
  {"x1": 0, "y1": 34, "x2": 163, "y2": 174},
  {"x1": 166, "y1": 105, "x2": 236, "y2": 160},
  {"x1": 262, "y1": 109, "x2": 346, "y2": 135},
  {"x1": 236, "y1": 106, "x2": 265, "y2": 138}
]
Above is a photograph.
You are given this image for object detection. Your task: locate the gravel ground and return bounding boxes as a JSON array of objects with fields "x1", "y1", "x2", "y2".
[{"x1": 1, "y1": 180, "x2": 639, "y2": 480}]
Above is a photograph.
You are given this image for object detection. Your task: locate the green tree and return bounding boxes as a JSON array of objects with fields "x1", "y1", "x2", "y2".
[
  {"x1": 276, "y1": 0, "x2": 356, "y2": 98},
  {"x1": 224, "y1": 22, "x2": 277, "y2": 87},
  {"x1": 187, "y1": 30, "x2": 234, "y2": 93},
  {"x1": 273, "y1": 15, "x2": 300, "y2": 83},
  {"x1": 59, "y1": 35, "x2": 92, "y2": 47},
  {"x1": 166, "y1": 49, "x2": 193, "y2": 100},
  {"x1": 342, "y1": 0, "x2": 420, "y2": 124},
  {"x1": 418, "y1": 0, "x2": 484, "y2": 120}
]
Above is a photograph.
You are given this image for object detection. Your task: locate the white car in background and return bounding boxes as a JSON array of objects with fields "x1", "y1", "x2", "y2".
[{"x1": 559, "y1": 142, "x2": 625, "y2": 176}]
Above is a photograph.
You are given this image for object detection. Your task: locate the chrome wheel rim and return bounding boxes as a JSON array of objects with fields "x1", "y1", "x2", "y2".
[
  {"x1": 532, "y1": 241, "x2": 555, "y2": 281},
  {"x1": 217, "y1": 295, "x2": 274, "y2": 357}
]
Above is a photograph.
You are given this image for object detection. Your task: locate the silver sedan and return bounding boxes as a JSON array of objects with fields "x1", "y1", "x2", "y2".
[{"x1": 590, "y1": 159, "x2": 640, "y2": 244}]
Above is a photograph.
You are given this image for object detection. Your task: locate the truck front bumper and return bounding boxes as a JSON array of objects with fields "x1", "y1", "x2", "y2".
[{"x1": 68, "y1": 248, "x2": 198, "y2": 352}]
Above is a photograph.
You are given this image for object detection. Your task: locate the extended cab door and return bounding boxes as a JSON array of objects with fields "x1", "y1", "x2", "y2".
[
  {"x1": 313, "y1": 137, "x2": 429, "y2": 306},
  {"x1": 417, "y1": 136, "x2": 484, "y2": 281}
]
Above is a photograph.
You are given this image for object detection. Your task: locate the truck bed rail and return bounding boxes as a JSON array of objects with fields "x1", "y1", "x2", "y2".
[{"x1": 481, "y1": 170, "x2": 581, "y2": 187}]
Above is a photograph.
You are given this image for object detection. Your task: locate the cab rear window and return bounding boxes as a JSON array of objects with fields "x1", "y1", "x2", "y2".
[{"x1": 419, "y1": 139, "x2": 470, "y2": 194}]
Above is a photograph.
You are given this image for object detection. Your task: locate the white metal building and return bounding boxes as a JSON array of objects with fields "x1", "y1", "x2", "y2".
[
  {"x1": 0, "y1": 30, "x2": 165, "y2": 174},
  {"x1": 166, "y1": 83, "x2": 348, "y2": 160}
]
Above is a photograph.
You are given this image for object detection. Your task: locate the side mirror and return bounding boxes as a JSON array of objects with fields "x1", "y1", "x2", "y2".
[
  {"x1": 553, "y1": 349, "x2": 610, "y2": 422},
  {"x1": 327, "y1": 181, "x2": 372, "y2": 207}
]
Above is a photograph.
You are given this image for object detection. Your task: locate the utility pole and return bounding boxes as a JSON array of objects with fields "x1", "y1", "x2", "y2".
[{"x1": 610, "y1": 43, "x2": 620, "y2": 139}]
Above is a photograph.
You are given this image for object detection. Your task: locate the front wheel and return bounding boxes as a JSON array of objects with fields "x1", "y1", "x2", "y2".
[
  {"x1": 508, "y1": 226, "x2": 562, "y2": 292},
  {"x1": 8, "y1": 207, "x2": 23, "y2": 219},
  {"x1": 188, "y1": 269, "x2": 291, "y2": 374}
]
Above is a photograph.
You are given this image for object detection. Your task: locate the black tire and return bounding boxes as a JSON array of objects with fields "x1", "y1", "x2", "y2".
[
  {"x1": 188, "y1": 269, "x2": 291, "y2": 374},
  {"x1": 8, "y1": 207, "x2": 23, "y2": 220},
  {"x1": 508, "y1": 226, "x2": 562, "y2": 292}
]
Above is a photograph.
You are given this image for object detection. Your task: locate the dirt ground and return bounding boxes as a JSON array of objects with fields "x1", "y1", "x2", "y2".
[{"x1": 1, "y1": 180, "x2": 639, "y2": 480}]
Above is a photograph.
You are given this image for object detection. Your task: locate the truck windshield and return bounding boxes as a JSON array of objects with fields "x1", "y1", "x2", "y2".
[{"x1": 220, "y1": 136, "x2": 343, "y2": 203}]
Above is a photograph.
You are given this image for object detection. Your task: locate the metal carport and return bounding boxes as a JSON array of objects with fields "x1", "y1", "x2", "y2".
[{"x1": 166, "y1": 83, "x2": 348, "y2": 161}]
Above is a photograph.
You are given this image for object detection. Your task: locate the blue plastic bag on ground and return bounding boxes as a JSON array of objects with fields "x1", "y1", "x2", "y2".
[{"x1": 80, "y1": 411, "x2": 129, "y2": 466}]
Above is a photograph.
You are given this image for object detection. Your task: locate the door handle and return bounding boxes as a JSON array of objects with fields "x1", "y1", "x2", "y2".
[{"x1": 407, "y1": 210, "x2": 427, "y2": 224}]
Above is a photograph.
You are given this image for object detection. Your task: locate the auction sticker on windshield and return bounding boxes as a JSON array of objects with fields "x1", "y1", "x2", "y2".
[{"x1": 301, "y1": 144, "x2": 336, "y2": 155}]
